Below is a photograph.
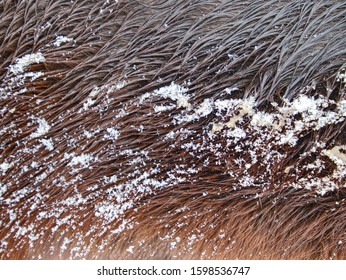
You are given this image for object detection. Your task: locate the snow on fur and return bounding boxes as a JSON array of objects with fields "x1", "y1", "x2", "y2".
[{"x1": 0, "y1": 0, "x2": 345, "y2": 260}]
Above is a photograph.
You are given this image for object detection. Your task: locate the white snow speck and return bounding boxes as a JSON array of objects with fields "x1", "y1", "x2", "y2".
[
  {"x1": 0, "y1": 183, "x2": 7, "y2": 198},
  {"x1": 227, "y1": 127, "x2": 246, "y2": 139},
  {"x1": 251, "y1": 112, "x2": 274, "y2": 127},
  {"x1": 104, "y1": 127, "x2": 120, "y2": 140},
  {"x1": 153, "y1": 104, "x2": 175, "y2": 113},
  {"x1": 146, "y1": 82, "x2": 190, "y2": 109},
  {"x1": 40, "y1": 138, "x2": 54, "y2": 151},
  {"x1": 225, "y1": 86, "x2": 239, "y2": 94},
  {"x1": 337, "y1": 70, "x2": 346, "y2": 83},
  {"x1": 82, "y1": 98, "x2": 96, "y2": 111},
  {"x1": 53, "y1": 36, "x2": 74, "y2": 47},
  {"x1": 126, "y1": 246, "x2": 134, "y2": 254},
  {"x1": 0, "y1": 162, "x2": 13, "y2": 175},
  {"x1": 30, "y1": 118, "x2": 51, "y2": 139},
  {"x1": 114, "y1": 81, "x2": 127, "y2": 90},
  {"x1": 67, "y1": 154, "x2": 94, "y2": 168},
  {"x1": 8, "y1": 53, "x2": 45, "y2": 75}
]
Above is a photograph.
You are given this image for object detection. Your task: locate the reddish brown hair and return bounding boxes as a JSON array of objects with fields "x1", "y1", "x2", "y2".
[{"x1": 0, "y1": 0, "x2": 345, "y2": 259}]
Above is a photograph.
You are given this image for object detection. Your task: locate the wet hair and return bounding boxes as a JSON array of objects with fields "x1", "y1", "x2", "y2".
[{"x1": 0, "y1": 0, "x2": 345, "y2": 259}]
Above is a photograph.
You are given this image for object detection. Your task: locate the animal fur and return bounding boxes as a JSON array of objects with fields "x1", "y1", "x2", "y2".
[{"x1": 0, "y1": 0, "x2": 345, "y2": 259}]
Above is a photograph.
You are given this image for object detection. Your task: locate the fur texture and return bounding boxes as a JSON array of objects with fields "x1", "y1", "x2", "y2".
[{"x1": 0, "y1": 0, "x2": 345, "y2": 259}]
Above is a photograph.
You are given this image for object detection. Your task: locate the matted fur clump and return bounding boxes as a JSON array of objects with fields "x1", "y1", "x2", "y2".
[{"x1": 0, "y1": 0, "x2": 345, "y2": 259}]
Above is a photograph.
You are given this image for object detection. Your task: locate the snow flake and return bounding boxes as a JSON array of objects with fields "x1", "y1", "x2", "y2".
[
  {"x1": 53, "y1": 36, "x2": 74, "y2": 47},
  {"x1": 67, "y1": 153, "x2": 95, "y2": 168},
  {"x1": 8, "y1": 53, "x2": 45, "y2": 75},
  {"x1": 0, "y1": 162, "x2": 13, "y2": 175},
  {"x1": 126, "y1": 246, "x2": 134, "y2": 254},
  {"x1": 40, "y1": 138, "x2": 54, "y2": 151},
  {"x1": 0, "y1": 183, "x2": 7, "y2": 199},
  {"x1": 104, "y1": 127, "x2": 120, "y2": 140},
  {"x1": 30, "y1": 118, "x2": 51, "y2": 139}
]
